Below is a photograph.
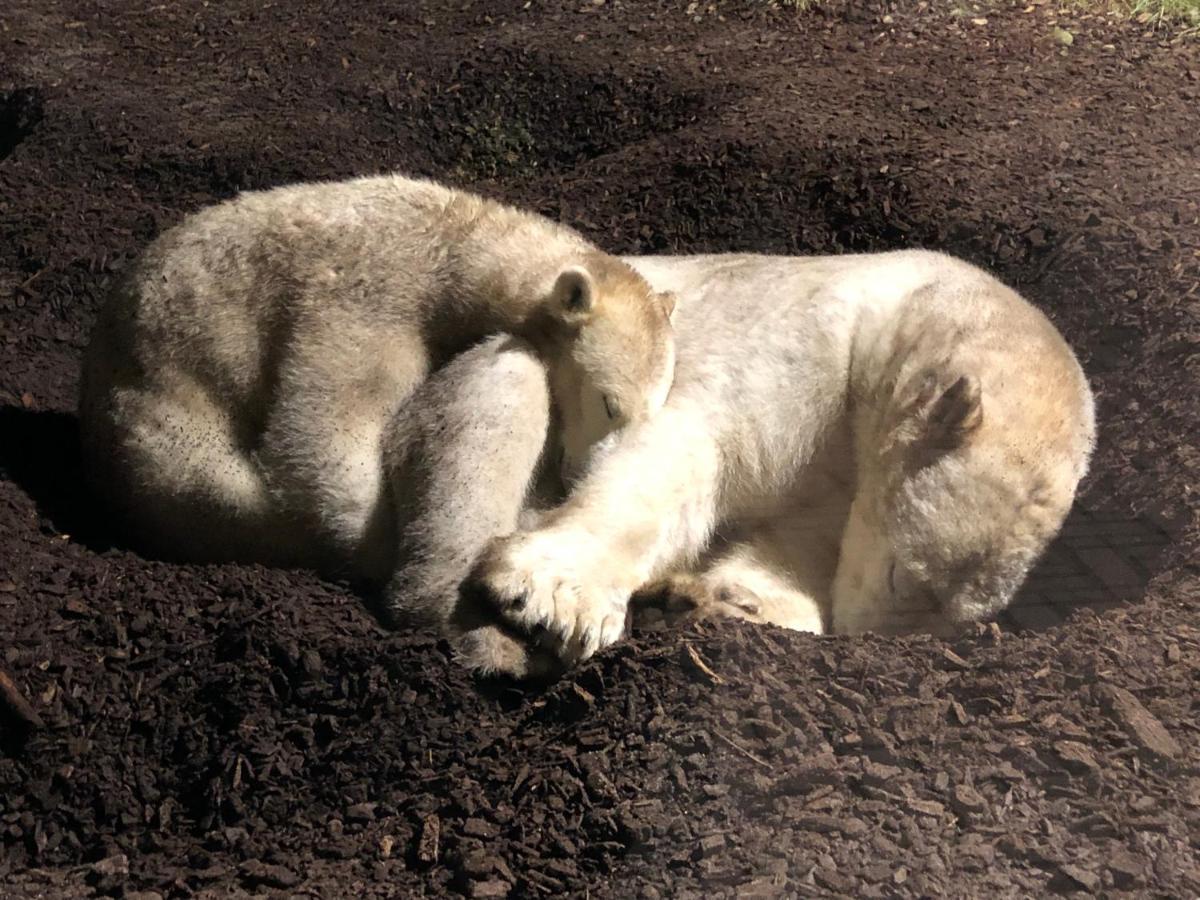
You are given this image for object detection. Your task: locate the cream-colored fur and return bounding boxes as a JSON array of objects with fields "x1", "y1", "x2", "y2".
[
  {"x1": 470, "y1": 250, "x2": 1096, "y2": 666},
  {"x1": 78, "y1": 174, "x2": 676, "y2": 603}
]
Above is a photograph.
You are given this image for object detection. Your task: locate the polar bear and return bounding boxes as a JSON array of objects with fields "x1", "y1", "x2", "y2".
[
  {"x1": 465, "y1": 249, "x2": 1096, "y2": 668},
  {"x1": 78, "y1": 174, "x2": 677, "y2": 596}
]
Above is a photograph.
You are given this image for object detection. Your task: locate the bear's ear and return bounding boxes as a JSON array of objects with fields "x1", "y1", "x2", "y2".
[
  {"x1": 920, "y1": 373, "x2": 983, "y2": 451},
  {"x1": 885, "y1": 371, "x2": 983, "y2": 468},
  {"x1": 549, "y1": 266, "x2": 596, "y2": 325}
]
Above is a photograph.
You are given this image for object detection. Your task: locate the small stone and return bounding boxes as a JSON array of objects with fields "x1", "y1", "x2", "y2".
[
  {"x1": 696, "y1": 833, "x2": 726, "y2": 858},
  {"x1": 861, "y1": 760, "x2": 902, "y2": 787},
  {"x1": 795, "y1": 814, "x2": 868, "y2": 836},
  {"x1": 90, "y1": 854, "x2": 129, "y2": 878},
  {"x1": 1052, "y1": 27, "x2": 1074, "y2": 46},
  {"x1": 904, "y1": 797, "x2": 945, "y2": 818},
  {"x1": 1098, "y1": 685, "x2": 1181, "y2": 761},
  {"x1": 942, "y1": 648, "x2": 970, "y2": 669},
  {"x1": 320, "y1": 841, "x2": 356, "y2": 860},
  {"x1": 1054, "y1": 863, "x2": 1099, "y2": 892},
  {"x1": 814, "y1": 868, "x2": 852, "y2": 892},
  {"x1": 949, "y1": 700, "x2": 970, "y2": 725},
  {"x1": 300, "y1": 648, "x2": 323, "y2": 677},
  {"x1": 417, "y1": 814, "x2": 440, "y2": 865},
  {"x1": 1131, "y1": 795, "x2": 1156, "y2": 814},
  {"x1": 61, "y1": 597, "x2": 94, "y2": 618},
  {"x1": 372, "y1": 861, "x2": 394, "y2": 880},
  {"x1": 237, "y1": 860, "x2": 300, "y2": 889},
  {"x1": 462, "y1": 817, "x2": 497, "y2": 839},
  {"x1": 469, "y1": 879, "x2": 510, "y2": 899},
  {"x1": 346, "y1": 802, "x2": 377, "y2": 822},
  {"x1": 736, "y1": 875, "x2": 788, "y2": 898},
  {"x1": 1107, "y1": 849, "x2": 1145, "y2": 887},
  {"x1": 1054, "y1": 740, "x2": 1100, "y2": 773},
  {"x1": 378, "y1": 835, "x2": 395, "y2": 860},
  {"x1": 616, "y1": 810, "x2": 652, "y2": 847},
  {"x1": 951, "y1": 784, "x2": 987, "y2": 817},
  {"x1": 459, "y1": 849, "x2": 496, "y2": 879}
]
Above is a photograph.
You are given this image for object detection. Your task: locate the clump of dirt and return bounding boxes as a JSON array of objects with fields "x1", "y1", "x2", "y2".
[{"x1": 1, "y1": 0, "x2": 1198, "y2": 897}]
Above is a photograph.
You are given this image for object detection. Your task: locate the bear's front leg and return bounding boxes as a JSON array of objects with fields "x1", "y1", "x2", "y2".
[
  {"x1": 380, "y1": 335, "x2": 558, "y2": 678},
  {"x1": 467, "y1": 402, "x2": 725, "y2": 664},
  {"x1": 468, "y1": 526, "x2": 638, "y2": 662},
  {"x1": 635, "y1": 571, "x2": 767, "y2": 625},
  {"x1": 634, "y1": 535, "x2": 828, "y2": 634}
]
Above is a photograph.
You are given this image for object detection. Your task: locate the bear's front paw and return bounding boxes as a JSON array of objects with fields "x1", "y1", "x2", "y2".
[
  {"x1": 635, "y1": 573, "x2": 766, "y2": 625},
  {"x1": 453, "y1": 625, "x2": 563, "y2": 681},
  {"x1": 465, "y1": 530, "x2": 631, "y2": 664}
]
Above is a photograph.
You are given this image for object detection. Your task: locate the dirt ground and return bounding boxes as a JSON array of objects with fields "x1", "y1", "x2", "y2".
[{"x1": 1, "y1": 0, "x2": 1199, "y2": 896}]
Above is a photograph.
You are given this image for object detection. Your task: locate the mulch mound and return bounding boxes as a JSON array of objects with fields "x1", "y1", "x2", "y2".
[{"x1": 1, "y1": 1, "x2": 1198, "y2": 896}]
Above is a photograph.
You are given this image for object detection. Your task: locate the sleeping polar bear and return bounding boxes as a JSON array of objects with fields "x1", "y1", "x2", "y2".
[
  {"x1": 464, "y1": 249, "x2": 1096, "y2": 672},
  {"x1": 78, "y1": 174, "x2": 676, "y2": 593}
]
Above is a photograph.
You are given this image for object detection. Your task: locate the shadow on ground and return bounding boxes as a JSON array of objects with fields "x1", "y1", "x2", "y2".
[
  {"x1": 0, "y1": 405, "x2": 1169, "y2": 638},
  {"x1": 1003, "y1": 499, "x2": 1170, "y2": 631},
  {"x1": 0, "y1": 406, "x2": 113, "y2": 552}
]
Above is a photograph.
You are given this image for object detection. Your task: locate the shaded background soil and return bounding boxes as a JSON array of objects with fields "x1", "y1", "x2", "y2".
[{"x1": 1, "y1": 1, "x2": 1199, "y2": 896}]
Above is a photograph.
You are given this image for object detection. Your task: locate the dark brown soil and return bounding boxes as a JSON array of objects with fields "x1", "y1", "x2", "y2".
[{"x1": 2, "y1": 1, "x2": 1199, "y2": 897}]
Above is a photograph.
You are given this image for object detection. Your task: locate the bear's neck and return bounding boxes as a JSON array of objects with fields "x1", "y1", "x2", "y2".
[{"x1": 446, "y1": 217, "x2": 586, "y2": 343}]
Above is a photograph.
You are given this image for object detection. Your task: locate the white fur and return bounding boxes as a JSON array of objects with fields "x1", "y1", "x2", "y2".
[
  {"x1": 472, "y1": 250, "x2": 1096, "y2": 662},
  {"x1": 78, "y1": 174, "x2": 676, "y2": 584}
]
